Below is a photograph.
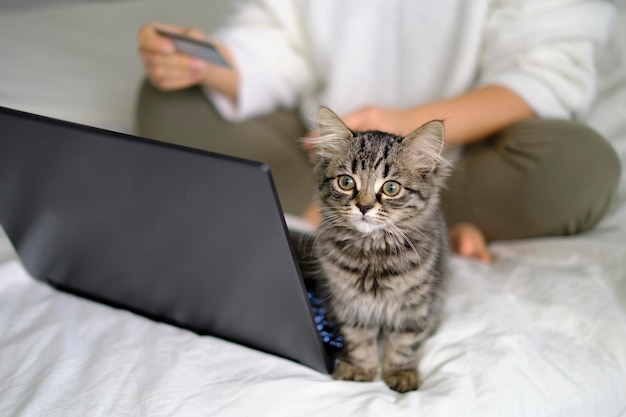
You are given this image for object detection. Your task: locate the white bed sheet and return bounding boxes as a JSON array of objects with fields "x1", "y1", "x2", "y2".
[
  {"x1": 1, "y1": 1, "x2": 625, "y2": 416},
  {"x1": 2, "y1": 210, "x2": 626, "y2": 416}
]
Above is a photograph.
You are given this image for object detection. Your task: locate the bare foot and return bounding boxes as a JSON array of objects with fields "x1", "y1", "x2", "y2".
[{"x1": 449, "y1": 222, "x2": 492, "y2": 262}]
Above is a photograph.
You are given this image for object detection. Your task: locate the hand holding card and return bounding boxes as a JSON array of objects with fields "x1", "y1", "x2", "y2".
[
  {"x1": 155, "y1": 28, "x2": 231, "y2": 69},
  {"x1": 138, "y1": 22, "x2": 238, "y2": 100}
]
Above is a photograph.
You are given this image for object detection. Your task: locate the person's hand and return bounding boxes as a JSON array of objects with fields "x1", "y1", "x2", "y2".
[
  {"x1": 302, "y1": 106, "x2": 429, "y2": 153},
  {"x1": 138, "y1": 22, "x2": 211, "y2": 91},
  {"x1": 341, "y1": 106, "x2": 422, "y2": 136},
  {"x1": 341, "y1": 86, "x2": 535, "y2": 146}
]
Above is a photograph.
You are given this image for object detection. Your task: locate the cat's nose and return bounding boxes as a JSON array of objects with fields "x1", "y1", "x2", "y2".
[{"x1": 356, "y1": 203, "x2": 373, "y2": 214}]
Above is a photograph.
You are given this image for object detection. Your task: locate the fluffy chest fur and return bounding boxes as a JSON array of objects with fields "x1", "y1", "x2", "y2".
[{"x1": 318, "y1": 217, "x2": 446, "y2": 331}]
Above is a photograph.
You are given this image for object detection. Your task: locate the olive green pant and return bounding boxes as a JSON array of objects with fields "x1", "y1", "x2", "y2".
[{"x1": 135, "y1": 81, "x2": 621, "y2": 242}]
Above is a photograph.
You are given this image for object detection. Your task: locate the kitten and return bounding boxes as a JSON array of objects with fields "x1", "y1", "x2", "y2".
[{"x1": 310, "y1": 107, "x2": 449, "y2": 393}]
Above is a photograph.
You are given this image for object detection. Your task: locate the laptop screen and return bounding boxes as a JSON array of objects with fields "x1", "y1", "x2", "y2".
[{"x1": 0, "y1": 106, "x2": 331, "y2": 373}]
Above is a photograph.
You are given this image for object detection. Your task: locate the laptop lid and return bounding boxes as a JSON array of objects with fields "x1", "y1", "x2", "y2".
[{"x1": 0, "y1": 106, "x2": 331, "y2": 373}]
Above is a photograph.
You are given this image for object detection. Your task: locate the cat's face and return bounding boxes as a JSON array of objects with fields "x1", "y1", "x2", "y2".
[{"x1": 311, "y1": 107, "x2": 448, "y2": 235}]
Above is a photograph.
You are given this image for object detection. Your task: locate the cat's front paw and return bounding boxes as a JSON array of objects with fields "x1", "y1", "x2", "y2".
[
  {"x1": 382, "y1": 369, "x2": 420, "y2": 392},
  {"x1": 332, "y1": 360, "x2": 377, "y2": 382}
]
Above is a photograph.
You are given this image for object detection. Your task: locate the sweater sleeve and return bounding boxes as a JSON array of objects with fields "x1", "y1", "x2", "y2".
[
  {"x1": 478, "y1": 0, "x2": 615, "y2": 119},
  {"x1": 205, "y1": 0, "x2": 315, "y2": 122}
]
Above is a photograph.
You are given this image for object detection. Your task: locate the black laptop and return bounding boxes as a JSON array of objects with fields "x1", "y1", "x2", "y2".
[{"x1": 0, "y1": 106, "x2": 342, "y2": 373}]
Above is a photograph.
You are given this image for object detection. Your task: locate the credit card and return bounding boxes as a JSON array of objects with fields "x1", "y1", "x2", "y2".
[{"x1": 155, "y1": 28, "x2": 230, "y2": 68}]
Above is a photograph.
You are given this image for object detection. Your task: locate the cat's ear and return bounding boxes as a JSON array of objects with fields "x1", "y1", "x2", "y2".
[
  {"x1": 317, "y1": 106, "x2": 352, "y2": 138},
  {"x1": 402, "y1": 120, "x2": 448, "y2": 171},
  {"x1": 308, "y1": 107, "x2": 354, "y2": 158}
]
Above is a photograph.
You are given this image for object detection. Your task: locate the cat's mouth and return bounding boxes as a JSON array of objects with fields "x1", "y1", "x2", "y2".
[{"x1": 352, "y1": 214, "x2": 382, "y2": 234}]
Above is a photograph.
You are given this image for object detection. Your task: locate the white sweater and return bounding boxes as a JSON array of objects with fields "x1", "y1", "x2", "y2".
[{"x1": 208, "y1": 0, "x2": 615, "y2": 128}]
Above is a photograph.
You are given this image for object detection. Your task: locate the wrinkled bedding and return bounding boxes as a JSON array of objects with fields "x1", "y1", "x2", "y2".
[{"x1": 1, "y1": 1, "x2": 625, "y2": 416}]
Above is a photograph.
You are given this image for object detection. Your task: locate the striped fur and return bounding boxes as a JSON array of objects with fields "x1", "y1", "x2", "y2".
[{"x1": 311, "y1": 107, "x2": 450, "y2": 392}]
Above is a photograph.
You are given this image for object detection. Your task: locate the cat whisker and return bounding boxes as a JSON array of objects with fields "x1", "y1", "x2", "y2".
[
  {"x1": 312, "y1": 212, "x2": 345, "y2": 254},
  {"x1": 381, "y1": 226, "x2": 403, "y2": 256},
  {"x1": 385, "y1": 222, "x2": 422, "y2": 265},
  {"x1": 392, "y1": 217, "x2": 432, "y2": 243}
]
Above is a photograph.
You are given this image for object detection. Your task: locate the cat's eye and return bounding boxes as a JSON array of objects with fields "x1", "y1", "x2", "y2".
[
  {"x1": 381, "y1": 181, "x2": 401, "y2": 196},
  {"x1": 337, "y1": 175, "x2": 356, "y2": 191}
]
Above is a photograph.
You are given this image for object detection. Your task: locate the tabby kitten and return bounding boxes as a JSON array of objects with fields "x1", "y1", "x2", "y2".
[{"x1": 310, "y1": 107, "x2": 449, "y2": 393}]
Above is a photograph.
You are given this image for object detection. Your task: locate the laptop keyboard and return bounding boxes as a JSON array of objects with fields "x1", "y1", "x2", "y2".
[{"x1": 307, "y1": 290, "x2": 343, "y2": 350}]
